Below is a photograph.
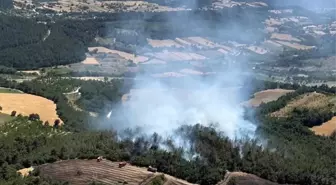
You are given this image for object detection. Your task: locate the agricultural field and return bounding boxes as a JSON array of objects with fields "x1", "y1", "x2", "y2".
[
  {"x1": 311, "y1": 116, "x2": 336, "y2": 136},
  {"x1": 271, "y1": 92, "x2": 336, "y2": 117},
  {"x1": 0, "y1": 93, "x2": 62, "y2": 125},
  {"x1": 38, "y1": 159, "x2": 196, "y2": 185},
  {"x1": 245, "y1": 89, "x2": 294, "y2": 107},
  {"x1": 70, "y1": 51, "x2": 135, "y2": 77},
  {"x1": 89, "y1": 47, "x2": 148, "y2": 64}
]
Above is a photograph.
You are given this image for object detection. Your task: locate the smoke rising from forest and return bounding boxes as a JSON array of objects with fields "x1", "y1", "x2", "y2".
[{"x1": 103, "y1": 1, "x2": 261, "y2": 148}]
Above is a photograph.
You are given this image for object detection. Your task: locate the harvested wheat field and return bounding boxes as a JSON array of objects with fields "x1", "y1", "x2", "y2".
[
  {"x1": 246, "y1": 89, "x2": 294, "y2": 107},
  {"x1": 272, "y1": 92, "x2": 336, "y2": 117},
  {"x1": 38, "y1": 159, "x2": 197, "y2": 185},
  {"x1": 81, "y1": 57, "x2": 100, "y2": 65},
  {"x1": 0, "y1": 93, "x2": 62, "y2": 125},
  {"x1": 311, "y1": 116, "x2": 336, "y2": 136}
]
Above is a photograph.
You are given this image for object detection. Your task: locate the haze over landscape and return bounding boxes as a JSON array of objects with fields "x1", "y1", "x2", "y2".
[{"x1": 0, "y1": 0, "x2": 335, "y2": 185}]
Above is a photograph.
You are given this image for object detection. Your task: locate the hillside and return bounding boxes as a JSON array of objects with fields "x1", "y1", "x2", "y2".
[
  {"x1": 38, "y1": 159, "x2": 197, "y2": 185},
  {"x1": 271, "y1": 92, "x2": 336, "y2": 117}
]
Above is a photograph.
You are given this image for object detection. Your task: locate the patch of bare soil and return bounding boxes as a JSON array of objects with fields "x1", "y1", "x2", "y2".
[
  {"x1": 246, "y1": 89, "x2": 294, "y2": 107},
  {"x1": 311, "y1": 116, "x2": 336, "y2": 136}
]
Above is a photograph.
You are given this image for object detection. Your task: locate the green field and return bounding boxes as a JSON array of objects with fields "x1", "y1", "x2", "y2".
[{"x1": 0, "y1": 88, "x2": 23, "y2": 93}]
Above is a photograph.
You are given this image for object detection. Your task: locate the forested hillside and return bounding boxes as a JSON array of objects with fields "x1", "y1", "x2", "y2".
[
  {"x1": 0, "y1": 77, "x2": 335, "y2": 185},
  {"x1": 0, "y1": 15, "x2": 100, "y2": 69},
  {"x1": 0, "y1": 7, "x2": 268, "y2": 70}
]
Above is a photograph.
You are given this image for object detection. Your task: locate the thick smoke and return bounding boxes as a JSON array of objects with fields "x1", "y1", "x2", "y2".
[
  {"x1": 103, "y1": 1, "x2": 261, "y2": 147},
  {"x1": 112, "y1": 73, "x2": 256, "y2": 141}
]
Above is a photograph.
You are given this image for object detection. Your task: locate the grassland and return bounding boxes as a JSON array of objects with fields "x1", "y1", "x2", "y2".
[{"x1": 0, "y1": 93, "x2": 62, "y2": 125}]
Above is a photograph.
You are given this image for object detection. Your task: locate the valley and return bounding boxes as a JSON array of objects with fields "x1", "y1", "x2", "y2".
[{"x1": 0, "y1": 1, "x2": 335, "y2": 185}]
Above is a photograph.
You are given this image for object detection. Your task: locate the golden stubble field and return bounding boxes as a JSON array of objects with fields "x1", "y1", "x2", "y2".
[
  {"x1": 245, "y1": 89, "x2": 294, "y2": 107},
  {"x1": 0, "y1": 93, "x2": 62, "y2": 125}
]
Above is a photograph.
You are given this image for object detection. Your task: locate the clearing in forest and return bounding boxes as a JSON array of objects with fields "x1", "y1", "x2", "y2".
[
  {"x1": 38, "y1": 159, "x2": 197, "y2": 185},
  {"x1": 311, "y1": 116, "x2": 336, "y2": 136},
  {"x1": 0, "y1": 93, "x2": 62, "y2": 125},
  {"x1": 246, "y1": 89, "x2": 294, "y2": 107}
]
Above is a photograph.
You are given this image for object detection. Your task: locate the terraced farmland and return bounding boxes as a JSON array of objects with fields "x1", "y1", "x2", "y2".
[{"x1": 39, "y1": 159, "x2": 192, "y2": 185}]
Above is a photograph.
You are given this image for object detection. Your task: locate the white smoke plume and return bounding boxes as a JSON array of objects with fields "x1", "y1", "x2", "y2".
[
  {"x1": 108, "y1": 71, "x2": 256, "y2": 142},
  {"x1": 102, "y1": 1, "x2": 263, "y2": 146}
]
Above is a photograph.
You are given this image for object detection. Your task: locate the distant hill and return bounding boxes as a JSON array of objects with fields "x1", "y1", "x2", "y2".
[{"x1": 0, "y1": 0, "x2": 13, "y2": 9}]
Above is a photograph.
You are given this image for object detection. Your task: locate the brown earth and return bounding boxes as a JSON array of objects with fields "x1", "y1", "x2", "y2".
[
  {"x1": 0, "y1": 93, "x2": 62, "y2": 125},
  {"x1": 311, "y1": 116, "x2": 336, "y2": 136},
  {"x1": 245, "y1": 89, "x2": 294, "y2": 107},
  {"x1": 38, "y1": 159, "x2": 197, "y2": 185}
]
